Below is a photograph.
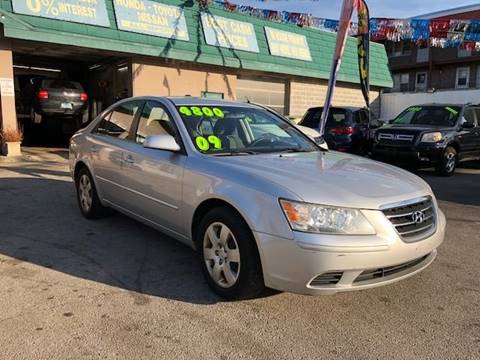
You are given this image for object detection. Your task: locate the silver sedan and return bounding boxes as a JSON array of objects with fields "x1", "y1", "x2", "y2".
[{"x1": 69, "y1": 97, "x2": 445, "y2": 299}]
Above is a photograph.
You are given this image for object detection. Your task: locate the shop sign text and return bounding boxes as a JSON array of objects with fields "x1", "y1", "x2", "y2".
[
  {"x1": 265, "y1": 27, "x2": 312, "y2": 61},
  {"x1": 201, "y1": 13, "x2": 259, "y2": 53},
  {"x1": 12, "y1": 0, "x2": 110, "y2": 27},
  {"x1": 113, "y1": 0, "x2": 189, "y2": 41}
]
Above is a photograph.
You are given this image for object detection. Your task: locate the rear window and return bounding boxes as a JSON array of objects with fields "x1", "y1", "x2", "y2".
[
  {"x1": 42, "y1": 80, "x2": 83, "y2": 91},
  {"x1": 299, "y1": 108, "x2": 350, "y2": 128}
]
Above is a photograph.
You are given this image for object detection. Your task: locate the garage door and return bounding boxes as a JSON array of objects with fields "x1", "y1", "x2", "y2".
[{"x1": 237, "y1": 78, "x2": 286, "y2": 115}]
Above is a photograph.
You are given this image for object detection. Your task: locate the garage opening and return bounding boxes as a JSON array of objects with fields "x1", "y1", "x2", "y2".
[
  {"x1": 236, "y1": 77, "x2": 287, "y2": 115},
  {"x1": 11, "y1": 39, "x2": 132, "y2": 146}
]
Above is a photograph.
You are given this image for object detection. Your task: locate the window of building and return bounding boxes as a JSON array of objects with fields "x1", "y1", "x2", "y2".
[
  {"x1": 416, "y1": 47, "x2": 429, "y2": 63},
  {"x1": 415, "y1": 72, "x2": 427, "y2": 91},
  {"x1": 393, "y1": 73, "x2": 410, "y2": 92},
  {"x1": 456, "y1": 67, "x2": 470, "y2": 89},
  {"x1": 458, "y1": 48, "x2": 472, "y2": 58},
  {"x1": 389, "y1": 41, "x2": 412, "y2": 57},
  {"x1": 201, "y1": 91, "x2": 224, "y2": 100},
  {"x1": 96, "y1": 101, "x2": 142, "y2": 139},
  {"x1": 135, "y1": 101, "x2": 177, "y2": 145},
  {"x1": 237, "y1": 78, "x2": 286, "y2": 115},
  {"x1": 476, "y1": 66, "x2": 480, "y2": 88}
]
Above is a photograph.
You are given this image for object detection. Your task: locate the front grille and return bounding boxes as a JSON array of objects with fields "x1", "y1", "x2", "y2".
[
  {"x1": 310, "y1": 272, "x2": 343, "y2": 286},
  {"x1": 354, "y1": 254, "x2": 430, "y2": 283},
  {"x1": 382, "y1": 197, "x2": 436, "y2": 241},
  {"x1": 376, "y1": 131, "x2": 417, "y2": 146}
]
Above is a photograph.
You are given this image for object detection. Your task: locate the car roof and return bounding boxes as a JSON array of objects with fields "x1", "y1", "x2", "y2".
[
  {"x1": 415, "y1": 103, "x2": 465, "y2": 107},
  {"x1": 165, "y1": 96, "x2": 257, "y2": 107}
]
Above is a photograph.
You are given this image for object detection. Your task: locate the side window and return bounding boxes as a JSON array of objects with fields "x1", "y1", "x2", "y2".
[
  {"x1": 135, "y1": 101, "x2": 177, "y2": 145},
  {"x1": 96, "y1": 101, "x2": 141, "y2": 139},
  {"x1": 472, "y1": 108, "x2": 480, "y2": 127},
  {"x1": 359, "y1": 111, "x2": 369, "y2": 125},
  {"x1": 463, "y1": 107, "x2": 477, "y2": 126},
  {"x1": 299, "y1": 110, "x2": 321, "y2": 128}
]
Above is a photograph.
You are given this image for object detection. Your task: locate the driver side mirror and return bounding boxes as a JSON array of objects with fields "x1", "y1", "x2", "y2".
[
  {"x1": 462, "y1": 121, "x2": 475, "y2": 129},
  {"x1": 143, "y1": 134, "x2": 181, "y2": 152}
]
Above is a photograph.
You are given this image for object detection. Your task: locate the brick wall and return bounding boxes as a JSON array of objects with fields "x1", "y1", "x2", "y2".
[{"x1": 288, "y1": 80, "x2": 381, "y2": 118}]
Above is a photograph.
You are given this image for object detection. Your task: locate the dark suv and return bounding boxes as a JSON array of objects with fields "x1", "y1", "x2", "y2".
[
  {"x1": 17, "y1": 78, "x2": 88, "y2": 133},
  {"x1": 372, "y1": 104, "x2": 480, "y2": 176},
  {"x1": 299, "y1": 106, "x2": 378, "y2": 155}
]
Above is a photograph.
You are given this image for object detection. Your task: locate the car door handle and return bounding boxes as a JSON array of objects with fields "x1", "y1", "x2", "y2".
[{"x1": 123, "y1": 155, "x2": 134, "y2": 164}]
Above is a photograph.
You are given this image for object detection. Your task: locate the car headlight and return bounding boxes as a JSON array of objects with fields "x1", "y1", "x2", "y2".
[
  {"x1": 421, "y1": 132, "x2": 444, "y2": 143},
  {"x1": 279, "y1": 199, "x2": 376, "y2": 235}
]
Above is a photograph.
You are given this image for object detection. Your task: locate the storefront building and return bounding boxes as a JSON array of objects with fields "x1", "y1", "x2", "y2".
[{"x1": 0, "y1": 0, "x2": 392, "y2": 132}]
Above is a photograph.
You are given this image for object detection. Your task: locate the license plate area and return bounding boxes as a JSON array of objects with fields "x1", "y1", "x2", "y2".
[{"x1": 61, "y1": 102, "x2": 73, "y2": 109}]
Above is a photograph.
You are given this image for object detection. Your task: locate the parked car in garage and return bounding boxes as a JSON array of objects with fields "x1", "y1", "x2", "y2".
[
  {"x1": 298, "y1": 106, "x2": 380, "y2": 155},
  {"x1": 372, "y1": 103, "x2": 480, "y2": 176},
  {"x1": 70, "y1": 97, "x2": 445, "y2": 300},
  {"x1": 17, "y1": 77, "x2": 88, "y2": 134}
]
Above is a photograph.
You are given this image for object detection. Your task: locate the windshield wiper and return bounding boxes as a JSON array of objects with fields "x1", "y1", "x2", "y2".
[
  {"x1": 276, "y1": 148, "x2": 315, "y2": 153},
  {"x1": 212, "y1": 150, "x2": 258, "y2": 156}
]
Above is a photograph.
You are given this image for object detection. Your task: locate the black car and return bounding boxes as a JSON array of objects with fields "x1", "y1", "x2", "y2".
[
  {"x1": 17, "y1": 77, "x2": 88, "y2": 133},
  {"x1": 372, "y1": 104, "x2": 480, "y2": 176},
  {"x1": 298, "y1": 106, "x2": 379, "y2": 155}
]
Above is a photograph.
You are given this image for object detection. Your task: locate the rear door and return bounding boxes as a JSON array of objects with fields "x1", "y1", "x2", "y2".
[
  {"x1": 118, "y1": 100, "x2": 187, "y2": 237},
  {"x1": 88, "y1": 100, "x2": 143, "y2": 205},
  {"x1": 471, "y1": 107, "x2": 480, "y2": 157}
]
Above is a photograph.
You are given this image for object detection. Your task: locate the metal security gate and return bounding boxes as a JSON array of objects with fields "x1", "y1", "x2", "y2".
[{"x1": 237, "y1": 77, "x2": 286, "y2": 115}]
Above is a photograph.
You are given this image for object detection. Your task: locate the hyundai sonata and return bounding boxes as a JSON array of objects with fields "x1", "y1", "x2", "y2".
[{"x1": 69, "y1": 97, "x2": 445, "y2": 300}]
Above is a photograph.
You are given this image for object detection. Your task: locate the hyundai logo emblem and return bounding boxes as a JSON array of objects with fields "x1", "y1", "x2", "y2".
[{"x1": 411, "y1": 211, "x2": 425, "y2": 224}]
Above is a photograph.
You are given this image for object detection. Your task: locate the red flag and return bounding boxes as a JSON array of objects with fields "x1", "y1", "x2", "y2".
[{"x1": 319, "y1": 0, "x2": 355, "y2": 135}]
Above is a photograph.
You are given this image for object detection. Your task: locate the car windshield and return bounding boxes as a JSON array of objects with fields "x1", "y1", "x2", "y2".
[
  {"x1": 176, "y1": 105, "x2": 318, "y2": 155},
  {"x1": 392, "y1": 106, "x2": 460, "y2": 127}
]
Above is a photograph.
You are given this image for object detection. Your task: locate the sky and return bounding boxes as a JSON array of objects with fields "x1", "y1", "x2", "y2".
[{"x1": 232, "y1": 0, "x2": 480, "y2": 19}]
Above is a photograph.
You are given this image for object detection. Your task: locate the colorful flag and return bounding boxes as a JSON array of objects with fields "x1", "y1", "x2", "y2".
[{"x1": 356, "y1": 0, "x2": 370, "y2": 109}]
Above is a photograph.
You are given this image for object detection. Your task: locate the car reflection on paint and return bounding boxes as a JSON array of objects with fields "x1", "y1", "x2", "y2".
[{"x1": 69, "y1": 97, "x2": 445, "y2": 300}]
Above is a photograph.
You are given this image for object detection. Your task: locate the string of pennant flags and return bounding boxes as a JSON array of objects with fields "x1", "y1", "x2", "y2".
[{"x1": 200, "y1": 0, "x2": 480, "y2": 49}]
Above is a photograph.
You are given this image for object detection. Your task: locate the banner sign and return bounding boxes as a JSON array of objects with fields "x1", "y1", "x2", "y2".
[
  {"x1": 201, "y1": 13, "x2": 259, "y2": 53},
  {"x1": 113, "y1": 0, "x2": 189, "y2": 41},
  {"x1": 264, "y1": 27, "x2": 311, "y2": 61},
  {"x1": 11, "y1": 0, "x2": 110, "y2": 27},
  {"x1": 356, "y1": 0, "x2": 370, "y2": 108}
]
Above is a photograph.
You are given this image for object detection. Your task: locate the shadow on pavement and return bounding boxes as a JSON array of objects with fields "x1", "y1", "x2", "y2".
[
  {"x1": 0, "y1": 175, "x2": 246, "y2": 305},
  {"x1": 416, "y1": 165, "x2": 480, "y2": 207}
]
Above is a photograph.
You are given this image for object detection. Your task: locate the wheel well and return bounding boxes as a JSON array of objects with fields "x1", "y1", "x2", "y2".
[
  {"x1": 448, "y1": 142, "x2": 459, "y2": 153},
  {"x1": 73, "y1": 161, "x2": 88, "y2": 182},
  {"x1": 191, "y1": 199, "x2": 248, "y2": 244}
]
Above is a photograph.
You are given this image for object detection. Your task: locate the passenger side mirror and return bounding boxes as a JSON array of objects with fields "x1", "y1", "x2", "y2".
[{"x1": 143, "y1": 134, "x2": 181, "y2": 152}]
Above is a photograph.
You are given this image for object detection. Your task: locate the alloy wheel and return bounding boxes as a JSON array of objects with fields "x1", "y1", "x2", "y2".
[
  {"x1": 445, "y1": 152, "x2": 456, "y2": 173},
  {"x1": 203, "y1": 222, "x2": 241, "y2": 288},
  {"x1": 78, "y1": 174, "x2": 93, "y2": 213}
]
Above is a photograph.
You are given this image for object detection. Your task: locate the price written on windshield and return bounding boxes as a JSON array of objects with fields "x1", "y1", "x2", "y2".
[{"x1": 12, "y1": 0, "x2": 110, "y2": 26}]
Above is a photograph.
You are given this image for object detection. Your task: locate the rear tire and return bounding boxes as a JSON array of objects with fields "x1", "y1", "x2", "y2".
[
  {"x1": 436, "y1": 146, "x2": 457, "y2": 177},
  {"x1": 196, "y1": 207, "x2": 265, "y2": 300},
  {"x1": 75, "y1": 167, "x2": 108, "y2": 219}
]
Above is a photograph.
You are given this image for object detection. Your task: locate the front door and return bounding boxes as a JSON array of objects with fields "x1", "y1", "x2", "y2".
[
  {"x1": 119, "y1": 100, "x2": 187, "y2": 238},
  {"x1": 458, "y1": 107, "x2": 479, "y2": 158}
]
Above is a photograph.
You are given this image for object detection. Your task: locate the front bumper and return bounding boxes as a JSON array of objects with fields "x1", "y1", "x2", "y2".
[
  {"x1": 372, "y1": 143, "x2": 444, "y2": 164},
  {"x1": 255, "y1": 208, "x2": 446, "y2": 295}
]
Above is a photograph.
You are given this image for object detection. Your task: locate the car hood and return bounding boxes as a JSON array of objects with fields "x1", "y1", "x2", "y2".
[
  {"x1": 380, "y1": 124, "x2": 454, "y2": 133},
  {"x1": 212, "y1": 151, "x2": 432, "y2": 210}
]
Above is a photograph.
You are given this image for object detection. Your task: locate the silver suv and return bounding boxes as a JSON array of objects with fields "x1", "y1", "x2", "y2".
[{"x1": 69, "y1": 97, "x2": 445, "y2": 300}]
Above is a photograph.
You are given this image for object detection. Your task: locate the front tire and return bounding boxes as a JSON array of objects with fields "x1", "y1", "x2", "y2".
[
  {"x1": 196, "y1": 207, "x2": 265, "y2": 300},
  {"x1": 75, "y1": 167, "x2": 108, "y2": 219},
  {"x1": 436, "y1": 146, "x2": 457, "y2": 176}
]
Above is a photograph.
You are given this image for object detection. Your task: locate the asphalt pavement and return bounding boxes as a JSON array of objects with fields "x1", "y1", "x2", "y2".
[{"x1": 0, "y1": 148, "x2": 479, "y2": 360}]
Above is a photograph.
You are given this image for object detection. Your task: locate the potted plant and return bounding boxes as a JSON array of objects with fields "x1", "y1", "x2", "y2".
[{"x1": 0, "y1": 128, "x2": 23, "y2": 157}]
